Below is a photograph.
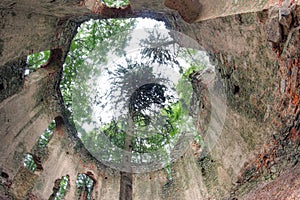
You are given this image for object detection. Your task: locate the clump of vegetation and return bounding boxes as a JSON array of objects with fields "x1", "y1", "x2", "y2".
[
  {"x1": 76, "y1": 174, "x2": 94, "y2": 200},
  {"x1": 24, "y1": 154, "x2": 37, "y2": 173},
  {"x1": 26, "y1": 50, "x2": 50, "y2": 73},
  {"x1": 54, "y1": 175, "x2": 69, "y2": 200},
  {"x1": 38, "y1": 120, "x2": 55, "y2": 148},
  {"x1": 101, "y1": 0, "x2": 129, "y2": 8}
]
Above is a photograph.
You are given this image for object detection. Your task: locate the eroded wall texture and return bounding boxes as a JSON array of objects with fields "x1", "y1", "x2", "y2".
[{"x1": 0, "y1": 0, "x2": 299, "y2": 199}]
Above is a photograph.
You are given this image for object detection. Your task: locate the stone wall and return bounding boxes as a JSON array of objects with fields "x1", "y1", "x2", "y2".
[{"x1": 0, "y1": 0, "x2": 299, "y2": 199}]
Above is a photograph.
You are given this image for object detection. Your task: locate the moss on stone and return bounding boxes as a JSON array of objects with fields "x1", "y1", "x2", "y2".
[
  {"x1": 0, "y1": 38, "x2": 3, "y2": 57},
  {"x1": 11, "y1": 167, "x2": 38, "y2": 199},
  {"x1": 197, "y1": 154, "x2": 219, "y2": 194},
  {"x1": 0, "y1": 57, "x2": 26, "y2": 102}
]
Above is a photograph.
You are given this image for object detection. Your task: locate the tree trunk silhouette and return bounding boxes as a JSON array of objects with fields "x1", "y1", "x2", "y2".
[{"x1": 119, "y1": 114, "x2": 134, "y2": 200}]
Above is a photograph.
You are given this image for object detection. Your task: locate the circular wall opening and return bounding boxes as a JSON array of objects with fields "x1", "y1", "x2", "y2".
[{"x1": 58, "y1": 17, "x2": 226, "y2": 173}]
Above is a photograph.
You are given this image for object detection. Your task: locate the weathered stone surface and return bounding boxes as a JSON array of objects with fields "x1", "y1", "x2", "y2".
[
  {"x1": 279, "y1": 6, "x2": 293, "y2": 28},
  {"x1": 241, "y1": 163, "x2": 300, "y2": 199},
  {"x1": 133, "y1": 149, "x2": 209, "y2": 200},
  {"x1": 31, "y1": 117, "x2": 121, "y2": 200},
  {"x1": 0, "y1": 0, "x2": 299, "y2": 199},
  {"x1": 164, "y1": 0, "x2": 202, "y2": 23},
  {"x1": 0, "y1": 0, "x2": 90, "y2": 18},
  {"x1": 0, "y1": 68, "x2": 55, "y2": 177},
  {"x1": 0, "y1": 10, "x2": 58, "y2": 66},
  {"x1": 10, "y1": 167, "x2": 38, "y2": 199},
  {"x1": 130, "y1": 0, "x2": 289, "y2": 22},
  {"x1": 266, "y1": 15, "x2": 283, "y2": 43},
  {"x1": 0, "y1": 57, "x2": 26, "y2": 102}
]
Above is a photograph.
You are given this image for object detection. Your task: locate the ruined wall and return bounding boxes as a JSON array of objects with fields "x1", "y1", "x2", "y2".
[
  {"x1": 0, "y1": 68, "x2": 54, "y2": 199},
  {"x1": 30, "y1": 118, "x2": 121, "y2": 200},
  {"x1": 0, "y1": 57, "x2": 26, "y2": 102},
  {"x1": 0, "y1": 0, "x2": 299, "y2": 199},
  {"x1": 0, "y1": 61, "x2": 122, "y2": 200},
  {"x1": 130, "y1": 0, "x2": 285, "y2": 22},
  {"x1": 0, "y1": 11, "x2": 57, "y2": 66},
  {"x1": 0, "y1": 0, "x2": 290, "y2": 66}
]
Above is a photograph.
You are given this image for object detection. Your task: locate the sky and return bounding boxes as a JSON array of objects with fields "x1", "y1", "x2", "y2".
[{"x1": 75, "y1": 17, "x2": 214, "y2": 135}]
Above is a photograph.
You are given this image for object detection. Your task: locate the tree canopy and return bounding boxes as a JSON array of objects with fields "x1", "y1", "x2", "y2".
[
  {"x1": 101, "y1": 0, "x2": 129, "y2": 8},
  {"x1": 27, "y1": 18, "x2": 206, "y2": 174}
]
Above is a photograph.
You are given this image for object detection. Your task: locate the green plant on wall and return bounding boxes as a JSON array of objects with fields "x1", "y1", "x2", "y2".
[
  {"x1": 101, "y1": 0, "x2": 129, "y2": 8},
  {"x1": 76, "y1": 174, "x2": 94, "y2": 200},
  {"x1": 24, "y1": 154, "x2": 37, "y2": 173},
  {"x1": 26, "y1": 50, "x2": 50, "y2": 72},
  {"x1": 54, "y1": 175, "x2": 69, "y2": 200},
  {"x1": 38, "y1": 120, "x2": 56, "y2": 148}
]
